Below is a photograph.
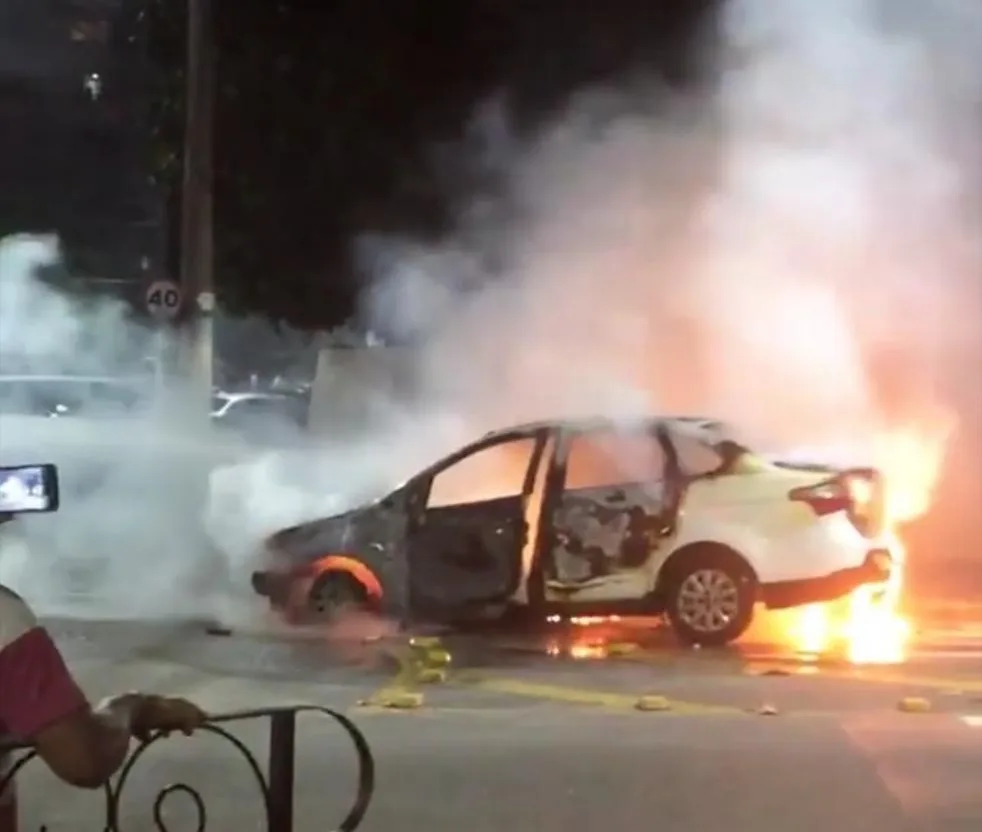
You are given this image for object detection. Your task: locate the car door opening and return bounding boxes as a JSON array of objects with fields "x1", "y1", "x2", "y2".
[
  {"x1": 407, "y1": 434, "x2": 543, "y2": 618},
  {"x1": 547, "y1": 427, "x2": 674, "y2": 590}
]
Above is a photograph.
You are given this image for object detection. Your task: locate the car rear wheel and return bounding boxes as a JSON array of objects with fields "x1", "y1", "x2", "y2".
[
  {"x1": 308, "y1": 571, "x2": 369, "y2": 620},
  {"x1": 664, "y1": 550, "x2": 756, "y2": 647}
]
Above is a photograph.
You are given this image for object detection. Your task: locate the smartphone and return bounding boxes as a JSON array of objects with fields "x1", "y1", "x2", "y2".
[{"x1": 0, "y1": 464, "x2": 60, "y2": 513}]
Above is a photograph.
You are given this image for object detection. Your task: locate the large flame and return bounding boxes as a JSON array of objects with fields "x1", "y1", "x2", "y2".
[
  {"x1": 784, "y1": 419, "x2": 951, "y2": 665},
  {"x1": 790, "y1": 534, "x2": 910, "y2": 665}
]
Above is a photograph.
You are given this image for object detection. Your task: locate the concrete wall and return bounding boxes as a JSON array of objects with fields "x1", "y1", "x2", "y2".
[{"x1": 308, "y1": 346, "x2": 421, "y2": 437}]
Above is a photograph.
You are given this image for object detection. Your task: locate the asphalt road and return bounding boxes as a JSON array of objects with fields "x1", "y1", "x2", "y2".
[{"x1": 9, "y1": 615, "x2": 982, "y2": 832}]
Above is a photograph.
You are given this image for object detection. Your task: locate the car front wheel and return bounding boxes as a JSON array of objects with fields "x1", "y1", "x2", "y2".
[
  {"x1": 664, "y1": 550, "x2": 756, "y2": 647},
  {"x1": 308, "y1": 570, "x2": 370, "y2": 621}
]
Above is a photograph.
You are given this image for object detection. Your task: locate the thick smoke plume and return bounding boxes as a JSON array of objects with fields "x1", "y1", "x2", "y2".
[{"x1": 360, "y1": 0, "x2": 981, "y2": 556}]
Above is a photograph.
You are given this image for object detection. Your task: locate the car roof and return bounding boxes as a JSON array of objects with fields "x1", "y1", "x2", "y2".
[{"x1": 480, "y1": 415, "x2": 730, "y2": 442}]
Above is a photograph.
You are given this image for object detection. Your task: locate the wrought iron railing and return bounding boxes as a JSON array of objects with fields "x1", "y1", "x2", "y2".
[{"x1": 0, "y1": 705, "x2": 375, "y2": 831}]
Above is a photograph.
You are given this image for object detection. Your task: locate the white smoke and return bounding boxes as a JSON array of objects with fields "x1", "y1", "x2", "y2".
[
  {"x1": 0, "y1": 235, "x2": 462, "y2": 626},
  {"x1": 357, "y1": 1, "x2": 979, "y2": 540},
  {"x1": 0, "y1": 234, "x2": 268, "y2": 620}
]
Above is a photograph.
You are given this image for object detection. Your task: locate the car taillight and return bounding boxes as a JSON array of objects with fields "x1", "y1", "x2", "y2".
[{"x1": 789, "y1": 468, "x2": 885, "y2": 537}]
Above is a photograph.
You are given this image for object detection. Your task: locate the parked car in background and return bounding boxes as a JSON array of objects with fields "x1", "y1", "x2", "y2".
[
  {"x1": 250, "y1": 416, "x2": 898, "y2": 645},
  {"x1": 0, "y1": 374, "x2": 148, "y2": 418},
  {"x1": 210, "y1": 389, "x2": 309, "y2": 438}
]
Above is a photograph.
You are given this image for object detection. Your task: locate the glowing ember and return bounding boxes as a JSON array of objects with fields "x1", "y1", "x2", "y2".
[
  {"x1": 570, "y1": 615, "x2": 619, "y2": 626},
  {"x1": 569, "y1": 642, "x2": 608, "y2": 660},
  {"x1": 544, "y1": 639, "x2": 608, "y2": 659},
  {"x1": 546, "y1": 615, "x2": 621, "y2": 626}
]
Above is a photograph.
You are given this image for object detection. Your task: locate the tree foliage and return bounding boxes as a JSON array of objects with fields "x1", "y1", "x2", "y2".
[{"x1": 145, "y1": 0, "x2": 720, "y2": 329}]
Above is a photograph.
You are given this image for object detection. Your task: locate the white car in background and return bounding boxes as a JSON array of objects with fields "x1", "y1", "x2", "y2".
[
  {"x1": 251, "y1": 416, "x2": 898, "y2": 645},
  {"x1": 210, "y1": 390, "x2": 309, "y2": 435}
]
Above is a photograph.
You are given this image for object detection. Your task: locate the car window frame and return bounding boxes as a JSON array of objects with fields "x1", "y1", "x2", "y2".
[
  {"x1": 415, "y1": 429, "x2": 547, "y2": 510},
  {"x1": 665, "y1": 431, "x2": 727, "y2": 479},
  {"x1": 557, "y1": 423, "x2": 669, "y2": 491}
]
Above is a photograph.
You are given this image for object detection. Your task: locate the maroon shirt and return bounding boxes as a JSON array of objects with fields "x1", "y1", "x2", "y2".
[{"x1": 0, "y1": 585, "x2": 88, "y2": 831}]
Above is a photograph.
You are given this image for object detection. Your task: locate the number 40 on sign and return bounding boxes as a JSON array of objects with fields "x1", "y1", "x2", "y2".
[{"x1": 145, "y1": 280, "x2": 183, "y2": 321}]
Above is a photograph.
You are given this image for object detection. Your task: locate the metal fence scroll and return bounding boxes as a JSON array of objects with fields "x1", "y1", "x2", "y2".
[{"x1": 0, "y1": 704, "x2": 375, "y2": 831}]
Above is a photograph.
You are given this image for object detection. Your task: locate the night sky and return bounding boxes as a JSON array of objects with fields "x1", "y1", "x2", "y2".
[
  {"x1": 207, "y1": 0, "x2": 723, "y2": 327},
  {"x1": 0, "y1": 0, "x2": 721, "y2": 327}
]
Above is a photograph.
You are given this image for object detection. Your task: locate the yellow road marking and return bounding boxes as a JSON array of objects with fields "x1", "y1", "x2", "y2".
[
  {"x1": 463, "y1": 677, "x2": 739, "y2": 714},
  {"x1": 367, "y1": 637, "x2": 982, "y2": 718},
  {"x1": 615, "y1": 646, "x2": 982, "y2": 694},
  {"x1": 738, "y1": 658, "x2": 982, "y2": 692},
  {"x1": 405, "y1": 655, "x2": 740, "y2": 713},
  {"x1": 815, "y1": 668, "x2": 982, "y2": 693}
]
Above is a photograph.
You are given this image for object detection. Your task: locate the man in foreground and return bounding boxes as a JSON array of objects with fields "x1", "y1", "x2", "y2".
[{"x1": 0, "y1": 578, "x2": 207, "y2": 831}]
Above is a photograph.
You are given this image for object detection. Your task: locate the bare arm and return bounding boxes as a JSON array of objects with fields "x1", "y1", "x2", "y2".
[
  {"x1": 0, "y1": 591, "x2": 129, "y2": 788},
  {"x1": 30, "y1": 697, "x2": 134, "y2": 789}
]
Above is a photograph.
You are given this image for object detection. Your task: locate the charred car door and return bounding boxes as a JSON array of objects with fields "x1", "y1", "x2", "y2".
[
  {"x1": 544, "y1": 423, "x2": 682, "y2": 590},
  {"x1": 407, "y1": 431, "x2": 546, "y2": 616}
]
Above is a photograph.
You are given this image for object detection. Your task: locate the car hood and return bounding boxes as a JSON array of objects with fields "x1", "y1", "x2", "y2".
[{"x1": 264, "y1": 487, "x2": 410, "y2": 563}]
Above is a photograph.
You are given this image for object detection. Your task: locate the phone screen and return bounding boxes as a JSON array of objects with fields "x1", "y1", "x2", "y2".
[{"x1": 0, "y1": 464, "x2": 59, "y2": 513}]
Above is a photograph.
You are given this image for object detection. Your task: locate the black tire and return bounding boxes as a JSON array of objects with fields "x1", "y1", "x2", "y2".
[
  {"x1": 308, "y1": 571, "x2": 369, "y2": 621},
  {"x1": 663, "y1": 547, "x2": 757, "y2": 647}
]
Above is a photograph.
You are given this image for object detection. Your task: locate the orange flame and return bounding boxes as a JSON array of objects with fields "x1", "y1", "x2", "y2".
[
  {"x1": 791, "y1": 536, "x2": 911, "y2": 665},
  {"x1": 785, "y1": 419, "x2": 951, "y2": 664}
]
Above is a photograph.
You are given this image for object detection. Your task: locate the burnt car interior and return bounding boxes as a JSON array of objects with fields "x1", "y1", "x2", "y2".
[{"x1": 544, "y1": 425, "x2": 684, "y2": 584}]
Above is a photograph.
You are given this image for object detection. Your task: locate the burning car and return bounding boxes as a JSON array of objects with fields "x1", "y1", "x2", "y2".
[{"x1": 250, "y1": 416, "x2": 898, "y2": 646}]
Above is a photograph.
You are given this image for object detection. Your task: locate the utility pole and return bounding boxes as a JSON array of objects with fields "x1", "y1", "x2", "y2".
[
  {"x1": 178, "y1": 0, "x2": 214, "y2": 413},
  {"x1": 177, "y1": 0, "x2": 223, "y2": 621}
]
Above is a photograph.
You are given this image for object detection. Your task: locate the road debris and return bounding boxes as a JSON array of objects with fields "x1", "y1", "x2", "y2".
[{"x1": 634, "y1": 695, "x2": 673, "y2": 712}]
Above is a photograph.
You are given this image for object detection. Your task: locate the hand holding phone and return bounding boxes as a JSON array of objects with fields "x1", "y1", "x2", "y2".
[{"x1": 0, "y1": 463, "x2": 60, "y2": 514}]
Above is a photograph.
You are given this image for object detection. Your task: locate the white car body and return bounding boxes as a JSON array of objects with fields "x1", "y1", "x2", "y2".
[
  {"x1": 537, "y1": 458, "x2": 894, "y2": 606},
  {"x1": 514, "y1": 419, "x2": 895, "y2": 612},
  {"x1": 256, "y1": 416, "x2": 896, "y2": 643}
]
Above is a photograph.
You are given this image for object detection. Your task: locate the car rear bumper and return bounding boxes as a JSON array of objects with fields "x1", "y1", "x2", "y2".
[{"x1": 760, "y1": 548, "x2": 893, "y2": 609}]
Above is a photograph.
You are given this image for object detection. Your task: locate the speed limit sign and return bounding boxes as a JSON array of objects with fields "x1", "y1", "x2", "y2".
[{"x1": 145, "y1": 279, "x2": 183, "y2": 321}]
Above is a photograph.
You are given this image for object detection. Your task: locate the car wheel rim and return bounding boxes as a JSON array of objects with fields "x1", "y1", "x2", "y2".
[
  {"x1": 312, "y1": 581, "x2": 340, "y2": 613},
  {"x1": 312, "y1": 578, "x2": 355, "y2": 614},
  {"x1": 676, "y1": 569, "x2": 741, "y2": 634}
]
